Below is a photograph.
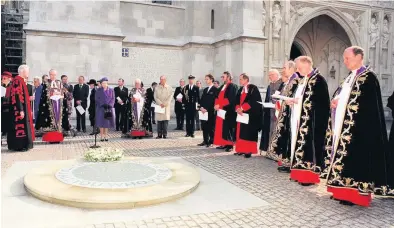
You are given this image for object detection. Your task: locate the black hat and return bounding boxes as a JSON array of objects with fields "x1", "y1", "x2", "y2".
[
  {"x1": 188, "y1": 75, "x2": 195, "y2": 79},
  {"x1": 88, "y1": 79, "x2": 97, "y2": 85}
]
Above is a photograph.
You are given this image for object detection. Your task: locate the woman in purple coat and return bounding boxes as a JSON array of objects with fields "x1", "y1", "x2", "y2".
[{"x1": 95, "y1": 77, "x2": 115, "y2": 141}]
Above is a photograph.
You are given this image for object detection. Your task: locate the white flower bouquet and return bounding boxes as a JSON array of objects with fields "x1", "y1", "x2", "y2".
[{"x1": 84, "y1": 148, "x2": 124, "y2": 162}]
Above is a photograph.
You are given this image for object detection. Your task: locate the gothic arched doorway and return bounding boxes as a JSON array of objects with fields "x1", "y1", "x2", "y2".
[
  {"x1": 290, "y1": 43, "x2": 304, "y2": 60},
  {"x1": 291, "y1": 15, "x2": 352, "y2": 96}
]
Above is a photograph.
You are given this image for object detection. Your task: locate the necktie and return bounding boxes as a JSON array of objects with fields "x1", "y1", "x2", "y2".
[{"x1": 80, "y1": 84, "x2": 82, "y2": 89}]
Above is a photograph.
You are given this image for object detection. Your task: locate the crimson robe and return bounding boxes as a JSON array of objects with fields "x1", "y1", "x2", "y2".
[
  {"x1": 234, "y1": 84, "x2": 263, "y2": 153},
  {"x1": 7, "y1": 75, "x2": 34, "y2": 151}
]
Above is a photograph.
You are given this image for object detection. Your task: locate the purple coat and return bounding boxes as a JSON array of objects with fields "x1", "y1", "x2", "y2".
[{"x1": 95, "y1": 87, "x2": 115, "y2": 128}]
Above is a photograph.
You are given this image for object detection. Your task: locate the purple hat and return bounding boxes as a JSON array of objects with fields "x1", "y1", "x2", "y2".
[{"x1": 100, "y1": 77, "x2": 108, "y2": 82}]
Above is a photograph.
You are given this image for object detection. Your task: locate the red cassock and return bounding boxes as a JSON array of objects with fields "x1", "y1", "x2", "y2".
[
  {"x1": 234, "y1": 90, "x2": 257, "y2": 153},
  {"x1": 213, "y1": 85, "x2": 233, "y2": 146}
]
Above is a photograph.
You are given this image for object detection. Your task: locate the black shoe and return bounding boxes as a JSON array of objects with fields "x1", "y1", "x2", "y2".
[
  {"x1": 152, "y1": 122, "x2": 156, "y2": 124},
  {"x1": 185, "y1": 134, "x2": 190, "y2": 137},
  {"x1": 233, "y1": 152, "x2": 239, "y2": 155},
  {"x1": 174, "y1": 127, "x2": 179, "y2": 130},
  {"x1": 163, "y1": 135, "x2": 167, "y2": 139},
  {"x1": 89, "y1": 132, "x2": 95, "y2": 135},
  {"x1": 277, "y1": 166, "x2": 291, "y2": 173},
  {"x1": 197, "y1": 142, "x2": 206, "y2": 146},
  {"x1": 339, "y1": 200, "x2": 354, "y2": 206},
  {"x1": 100, "y1": 139, "x2": 104, "y2": 142},
  {"x1": 105, "y1": 138, "x2": 108, "y2": 142},
  {"x1": 216, "y1": 146, "x2": 226, "y2": 149},
  {"x1": 156, "y1": 136, "x2": 162, "y2": 139},
  {"x1": 77, "y1": 130, "x2": 81, "y2": 132},
  {"x1": 191, "y1": 135, "x2": 195, "y2": 138},
  {"x1": 206, "y1": 144, "x2": 212, "y2": 148},
  {"x1": 244, "y1": 153, "x2": 252, "y2": 158},
  {"x1": 83, "y1": 130, "x2": 86, "y2": 133},
  {"x1": 299, "y1": 183, "x2": 314, "y2": 186},
  {"x1": 225, "y1": 147, "x2": 233, "y2": 152}
]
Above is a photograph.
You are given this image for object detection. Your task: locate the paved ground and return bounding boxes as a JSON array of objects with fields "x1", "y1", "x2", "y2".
[{"x1": 2, "y1": 121, "x2": 394, "y2": 228}]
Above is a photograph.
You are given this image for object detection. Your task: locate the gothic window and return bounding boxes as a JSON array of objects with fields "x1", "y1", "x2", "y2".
[
  {"x1": 152, "y1": 1, "x2": 172, "y2": 5},
  {"x1": 211, "y1": 10, "x2": 215, "y2": 29}
]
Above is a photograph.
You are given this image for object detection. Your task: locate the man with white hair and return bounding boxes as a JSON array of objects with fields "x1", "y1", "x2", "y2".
[
  {"x1": 260, "y1": 69, "x2": 283, "y2": 154},
  {"x1": 35, "y1": 69, "x2": 64, "y2": 142},
  {"x1": 33, "y1": 76, "x2": 43, "y2": 123},
  {"x1": 266, "y1": 61, "x2": 300, "y2": 171},
  {"x1": 7, "y1": 65, "x2": 35, "y2": 151}
]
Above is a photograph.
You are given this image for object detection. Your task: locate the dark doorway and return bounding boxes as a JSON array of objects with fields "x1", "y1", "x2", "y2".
[{"x1": 290, "y1": 43, "x2": 303, "y2": 60}]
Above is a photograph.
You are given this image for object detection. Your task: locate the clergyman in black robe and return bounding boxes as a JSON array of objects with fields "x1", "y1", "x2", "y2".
[
  {"x1": 7, "y1": 66, "x2": 35, "y2": 151},
  {"x1": 259, "y1": 70, "x2": 282, "y2": 153},
  {"x1": 234, "y1": 74, "x2": 263, "y2": 158},
  {"x1": 88, "y1": 79, "x2": 97, "y2": 135},
  {"x1": 289, "y1": 56, "x2": 330, "y2": 185},
  {"x1": 388, "y1": 91, "x2": 394, "y2": 152},
  {"x1": 1, "y1": 71, "x2": 12, "y2": 136},
  {"x1": 267, "y1": 62, "x2": 299, "y2": 171},
  {"x1": 321, "y1": 47, "x2": 392, "y2": 206}
]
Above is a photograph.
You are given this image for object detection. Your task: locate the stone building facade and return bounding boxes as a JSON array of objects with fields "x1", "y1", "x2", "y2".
[{"x1": 21, "y1": 0, "x2": 394, "y2": 119}]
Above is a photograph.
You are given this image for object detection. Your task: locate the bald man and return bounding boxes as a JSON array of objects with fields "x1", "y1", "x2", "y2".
[
  {"x1": 321, "y1": 46, "x2": 392, "y2": 206},
  {"x1": 287, "y1": 56, "x2": 329, "y2": 186}
]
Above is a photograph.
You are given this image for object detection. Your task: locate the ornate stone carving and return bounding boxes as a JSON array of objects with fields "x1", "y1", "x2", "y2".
[
  {"x1": 382, "y1": 15, "x2": 390, "y2": 49},
  {"x1": 341, "y1": 10, "x2": 363, "y2": 33},
  {"x1": 271, "y1": 1, "x2": 282, "y2": 38},
  {"x1": 369, "y1": 13, "x2": 379, "y2": 48}
]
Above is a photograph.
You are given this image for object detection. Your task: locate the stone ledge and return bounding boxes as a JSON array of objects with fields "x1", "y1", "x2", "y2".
[{"x1": 121, "y1": 0, "x2": 186, "y2": 10}]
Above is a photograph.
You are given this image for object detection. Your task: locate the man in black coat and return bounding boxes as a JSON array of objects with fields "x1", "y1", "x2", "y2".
[
  {"x1": 73, "y1": 75, "x2": 89, "y2": 132},
  {"x1": 174, "y1": 79, "x2": 185, "y2": 130},
  {"x1": 198, "y1": 74, "x2": 218, "y2": 147},
  {"x1": 183, "y1": 75, "x2": 200, "y2": 138},
  {"x1": 88, "y1": 79, "x2": 98, "y2": 135},
  {"x1": 114, "y1": 78, "x2": 129, "y2": 131},
  {"x1": 1, "y1": 71, "x2": 12, "y2": 136},
  {"x1": 146, "y1": 82, "x2": 157, "y2": 124},
  {"x1": 388, "y1": 91, "x2": 394, "y2": 149}
]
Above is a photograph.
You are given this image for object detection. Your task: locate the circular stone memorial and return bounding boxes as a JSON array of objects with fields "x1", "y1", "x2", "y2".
[{"x1": 24, "y1": 158, "x2": 200, "y2": 209}]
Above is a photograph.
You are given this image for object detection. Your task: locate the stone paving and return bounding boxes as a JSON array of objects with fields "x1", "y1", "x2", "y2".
[{"x1": 2, "y1": 123, "x2": 394, "y2": 228}]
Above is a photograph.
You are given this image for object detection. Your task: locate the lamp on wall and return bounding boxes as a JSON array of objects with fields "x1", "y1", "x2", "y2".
[{"x1": 330, "y1": 66, "x2": 336, "y2": 79}]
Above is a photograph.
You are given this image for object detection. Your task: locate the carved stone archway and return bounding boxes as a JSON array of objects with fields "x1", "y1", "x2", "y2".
[{"x1": 287, "y1": 6, "x2": 360, "y2": 55}]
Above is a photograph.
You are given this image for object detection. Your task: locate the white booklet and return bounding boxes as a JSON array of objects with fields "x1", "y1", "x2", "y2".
[
  {"x1": 272, "y1": 94, "x2": 292, "y2": 101},
  {"x1": 198, "y1": 111, "x2": 208, "y2": 120},
  {"x1": 176, "y1": 93, "x2": 183, "y2": 99},
  {"x1": 236, "y1": 113, "x2": 249, "y2": 124},
  {"x1": 76, "y1": 105, "x2": 85, "y2": 115},
  {"x1": 151, "y1": 101, "x2": 156, "y2": 108},
  {"x1": 258, "y1": 101, "x2": 275, "y2": 109},
  {"x1": 217, "y1": 109, "x2": 226, "y2": 119},
  {"x1": 116, "y1": 96, "x2": 123, "y2": 105},
  {"x1": 154, "y1": 105, "x2": 165, "y2": 114},
  {"x1": 1, "y1": 86, "x2": 5, "y2": 97}
]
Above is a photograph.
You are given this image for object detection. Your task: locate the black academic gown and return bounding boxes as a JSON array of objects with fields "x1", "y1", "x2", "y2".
[
  {"x1": 321, "y1": 67, "x2": 392, "y2": 200},
  {"x1": 7, "y1": 76, "x2": 34, "y2": 151},
  {"x1": 1, "y1": 83, "x2": 11, "y2": 134},
  {"x1": 290, "y1": 69, "x2": 330, "y2": 183},
  {"x1": 267, "y1": 77, "x2": 299, "y2": 166},
  {"x1": 215, "y1": 83, "x2": 238, "y2": 143},
  {"x1": 234, "y1": 84, "x2": 263, "y2": 153},
  {"x1": 388, "y1": 91, "x2": 394, "y2": 151}
]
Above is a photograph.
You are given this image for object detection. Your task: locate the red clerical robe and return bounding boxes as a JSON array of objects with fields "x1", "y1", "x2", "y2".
[
  {"x1": 234, "y1": 84, "x2": 263, "y2": 153},
  {"x1": 213, "y1": 82, "x2": 237, "y2": 146}
]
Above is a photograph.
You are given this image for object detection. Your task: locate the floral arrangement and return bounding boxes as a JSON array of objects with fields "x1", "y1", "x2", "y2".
[{"x1": 84, "y1": 147, "x2": 124, "y2": 162}]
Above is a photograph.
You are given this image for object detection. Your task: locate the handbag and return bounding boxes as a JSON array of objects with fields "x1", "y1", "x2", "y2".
[{"x1": 103, "y1": 105, "x2": 113, "y2": 119}]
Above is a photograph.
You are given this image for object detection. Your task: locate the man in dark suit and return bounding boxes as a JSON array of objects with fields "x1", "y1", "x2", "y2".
[
  {"x1": 146, "y1": 82, "x2": 157, "y2": 124},
  {"x1": 114, "y1": 78, "x2": 129, "y2": 131},
  {"x1": 183, "y1": 75, "x2": 200, "y2": 138},
  {"x1": 198, "y1": 74, "x2": 218, "y2": 147},
  {"x1": 173, "y1": 79, "x2": 185, "y2": 130},
  {"x1": 73, "y1": 75, "x2": 89, "y2": 132}
]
